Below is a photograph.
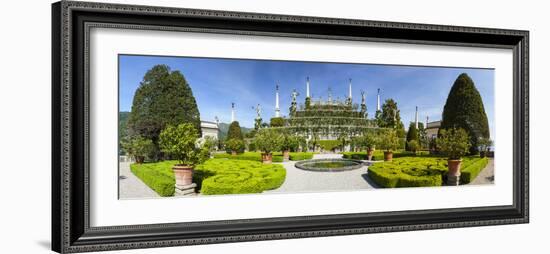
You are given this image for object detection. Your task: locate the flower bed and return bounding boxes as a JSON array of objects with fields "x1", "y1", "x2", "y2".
[
  {"x1": 367, "y1": 156, "x2": 489, "y2": 188},
  {"x1": 195, "y1": 159, "x2": 286, "y2": 195}
]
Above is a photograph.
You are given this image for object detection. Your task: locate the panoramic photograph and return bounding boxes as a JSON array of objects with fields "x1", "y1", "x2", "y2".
[{"x1": 118, "y1": 55, "x2": 495, "y2": 199}]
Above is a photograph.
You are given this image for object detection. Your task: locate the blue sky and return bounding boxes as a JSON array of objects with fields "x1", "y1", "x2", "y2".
[{"x1": 119, "y1": 55, "x2": 495, "y2": 138}]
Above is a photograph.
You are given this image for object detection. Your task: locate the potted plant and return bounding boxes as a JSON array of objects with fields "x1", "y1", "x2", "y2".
[
  {"x1": 121, "y1": 135, "x2": 155, "y2": 164},
  {"x1": 225, "y1": 138, "x2": 244, "y2": 156},
  {"x1": 281, "y1": 134, "x2": 299, "y2": 161},
  {"x1": 253, "y1": 128, "x2": 283, "y2": 164},
  {"x1": 478, "y1": 137, "x2": 493, "y2": 158},
  {"x1": 358, "y1": 131, "x2": 378, "y2": 160},
  {"x1": 436, "y1": 128, "x2": 471, "y2": 186},
  {"x1": 378, "y1": 129, "x2": 399, "y2": 161},
  {"x1": 406, "y1": 140, "x2": 420, "y2": 155},
  {"x1": 159, "y1": 123, "x2": 211, "y2": 191}
]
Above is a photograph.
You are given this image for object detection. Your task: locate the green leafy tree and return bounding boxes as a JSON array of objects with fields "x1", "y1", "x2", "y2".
[
  {"x1": 440, "y1": 73, "x2": 490, "y2": 154},
  {"x1": 270, "y1": 117, "x2": 285, "y2": 127},
  {"x1": 356, "y1": 130, "x2": 378, "y2": 150},
  {"x1": 436, "y1": 128, "x2": 471, "y2": 160},
  {"x1": 127, "y1": 65, "x2": 201, "y2": 158},
  {"x1": 377, "y1": 99, "x2": 405, "y2": 138},
  {"x1": 225, "y1": 139, "x2": 245, "y2": 154},
  {"x1": 407, "y1": 140, "x2": 420, "y2": 154},
  {"x1": 478, "y1": 137, "x2": 493, "y2": 152},
  {"x1": 122, "y1": 135, "x2": 155, "y2": 163},
  {"x1": 405, "y1": 122, "x2": 419, "y2": 151},
  {"x1": 159, "y1": 123, "x2": 210, "y2": 166},
  {"x1": 253, "y1": 129, "x2": 283, "y2": 154},
  {"x1": 226, "y1": 121, "x2": 244, "y2": 141},
  {"x1": 378, "y1": 129, "x2": 400, "y2": 152},
  {"x1": 305, "y1": 97, "x2": 311, "y2": 109}
]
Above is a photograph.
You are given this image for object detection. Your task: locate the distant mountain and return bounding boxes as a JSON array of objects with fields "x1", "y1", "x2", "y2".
[{"x1": 217, "y1": 122, "x2": 252, "y2": 141}]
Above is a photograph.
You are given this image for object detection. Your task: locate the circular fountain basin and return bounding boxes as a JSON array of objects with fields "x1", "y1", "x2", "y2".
[{"x1": 295, "y1": 158, "x2": 364, "y2": 172}]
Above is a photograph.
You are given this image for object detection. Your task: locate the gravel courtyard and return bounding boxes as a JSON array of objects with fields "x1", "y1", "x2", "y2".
[{"x1": 266, "y1": 153, "x2": 377, "y2": 193}]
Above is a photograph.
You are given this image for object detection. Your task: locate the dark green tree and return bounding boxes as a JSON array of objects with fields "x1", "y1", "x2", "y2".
[
  {"x1": 377, "y1": 99, "x2": 406, "y2": 138},
  {"x1": 226, "y1": 121, "x2": 244, "y2": 141},
  {"x1": 270, "y1": 117, "x2": 285, "y2": 127},
  {"x1": 405, "y1": 122, "x2": 419, "y2": 151},
  {"x1": 440, "y1": 73, "x2": 490, "y2": 154},
  {"x1": 127, "y1": 64, "x2": 201, "y2": 158}
]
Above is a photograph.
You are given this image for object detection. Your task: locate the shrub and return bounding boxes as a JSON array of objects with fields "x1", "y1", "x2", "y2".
[
  {"x1": 213, "y1": 152, "x2": 283, "y2": 162},
  {"x1": 289, "y1": 152, "x2": 314, "y2": 161},
  {"x1": 159, "y1": 123, "x2": 210, "y2": 166},
  {"x1": 130, "y1": 161, "x2": 176, "y2": 196},
  {"x1": 318, "y1": 140, "x2": 342, "y2": 151},
  {"x1": 367, "y1": 156, "x2": 487, "y2": 188},
  {"x1": 436, "y1": 128, "x2": 471, "y2": 160},
  {"x1": 196, "y1": 159, "x2": 286, "y2": 195},
  {"x1": 405, "y1": 122, "x2": 419, "y2": 151},
  {"x1": 355, "y1": 130, "x2": 378, "y2": 150},
  {"x1": 461, "y1": 157, "x2": 489, "y2": 183},
  {"x1": 121, "y1": 135, "x2": 155, "y2": 163},
  {"x1": 407, "y1": 140, "x2": 420, "y2": 154}
]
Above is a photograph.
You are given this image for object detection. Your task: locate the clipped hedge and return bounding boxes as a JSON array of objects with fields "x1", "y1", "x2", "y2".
[
  {"x1": 368, "y1": 156, "x2": 488, "y2": 188},
  {"x1": 196, "y1": 159, "x2": 286, "y2": 195},
  {"x1": 213, "y1": 152, "x2": 313, "y2": 162},
  {"x1": 342, "y1": 150, "x2": 429, "y2": 160},
  {"x1": 130, "y1": 161, "x2": 176, "y2": 196},
  {"x1": 460, "y1": 157, "x2": 489, "y2": 183},
  {"x1": 288, "y1": 152, "x2": 314, "y2": 161},
  {"x1": 213, "y1": 152, "x2": 283, "y2": 162}
]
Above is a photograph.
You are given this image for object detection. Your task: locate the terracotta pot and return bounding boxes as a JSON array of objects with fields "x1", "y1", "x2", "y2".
[
  {"x1": 447, "y1": 159, "x2": 462, "y2": 186},
  {"x1": 447, "y1": 159, "x2": 462, "y2": 177},
  {"x1": 283, "y1": 150, "x2": 290, "y2": 161},
  {"x1": 383, "y1": 151, "x2": 393, "y2": 161},
  {"x1": 231, "y1": 151, "x2": 237, "y2": 156},
  {"x1": 366, "y1": 148, "x2": 374, "y2": 161},
  {"x1": 261, "y1": 153, "x2": 272, "y2": 164},
  {"x1": 173, "y1": 165, "x2": 194, "y2": 186}
]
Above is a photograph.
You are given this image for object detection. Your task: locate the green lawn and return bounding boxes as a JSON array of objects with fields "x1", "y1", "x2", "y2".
[
  {"x1": 367, "y1": 156, "x2": 489, "y2": 188},
  {"x1": 130, "y1": 158, "x2": 286, "y2": 196}
]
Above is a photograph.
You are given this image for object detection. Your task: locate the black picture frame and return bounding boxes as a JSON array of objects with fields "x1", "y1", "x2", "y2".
[{"x1": 51, "y1": 1, "x2": 529, "y2": 253}]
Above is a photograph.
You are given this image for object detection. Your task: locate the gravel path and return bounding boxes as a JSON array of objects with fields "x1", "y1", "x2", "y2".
[
  {"x1": 119, "y1": 162, "x2": 160, "y2": 199},
  {"x1": 266, "y1": 154, "x2": 376, "y2": 194},
  {"x1": 470, "y1": 158, "x2": 495, "y2": 185}
]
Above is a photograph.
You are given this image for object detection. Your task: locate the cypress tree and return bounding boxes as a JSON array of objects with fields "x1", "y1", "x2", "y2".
[
  {"x1": 405, "y1": 122, "x2": 419, "y2": 151},
  {"x1": 226, "y1": 121, "x2": 244, "y2": 141},
  {"x1": 440, "y1": 73, "x2": 490, "y2": 154},
  {"x1": 128, "y1": 64, "x2": 201, "y2": 158}
]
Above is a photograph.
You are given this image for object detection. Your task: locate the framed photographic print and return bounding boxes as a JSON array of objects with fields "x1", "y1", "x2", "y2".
[{"x1": 52, "y1": 1, "x2": 529, "y2": 253}]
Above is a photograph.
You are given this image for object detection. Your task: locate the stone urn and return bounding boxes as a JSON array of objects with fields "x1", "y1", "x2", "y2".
[
  {"x1": 383, "y1": 151, "x2": 393, "y2": 162},
  {"x1": 261, "y1": 153, "x2": 273, "y2": 164},
  {"x1": 366, "y1": 148, "x2": 374, "y2": 161},
  {"x1": 282, "y1": 150, "x2": 290, "y2": 161},
  {"x1": 447, "y1": 159, "x2": 462, "y2": 186},
  {"x1": 173, "y1": 165, "x2": 196, "y2": 195}
]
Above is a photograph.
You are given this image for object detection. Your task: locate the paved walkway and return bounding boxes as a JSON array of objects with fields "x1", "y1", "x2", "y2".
[
  {"x1": 119, "y1": 162, "x2": 160, "y2": 199},
  {"x1": 266, "y1": 154, "x2": 376, "y2": 194},
  {"x1": 470, "y1": 158, "x2": 495, "y2": 185}
]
